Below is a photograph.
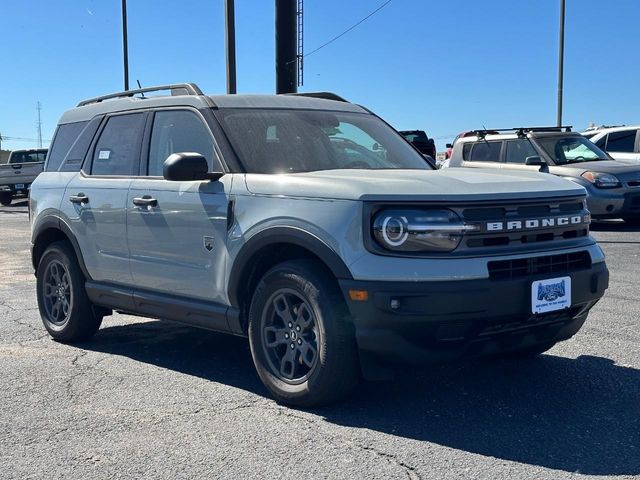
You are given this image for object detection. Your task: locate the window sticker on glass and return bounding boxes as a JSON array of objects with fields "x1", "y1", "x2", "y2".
[{"x1": 98, "y1": 150, "x2": 111, "y2": 160}]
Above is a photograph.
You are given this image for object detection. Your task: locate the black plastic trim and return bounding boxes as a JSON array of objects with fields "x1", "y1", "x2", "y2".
[
  {"x1": 85, "y1": 281, "x2": 242, "y2": 335},
  {"x1": 227, "y1": 226, "x2": 353, "y2": 308},
  {"x1": 31, "y1": 214, "x2": 92, "y2": 280}
]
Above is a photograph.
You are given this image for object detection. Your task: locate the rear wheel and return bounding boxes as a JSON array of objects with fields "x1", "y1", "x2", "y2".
[
  {"x1": 0, "y1": 192, "x2": 11, "y2": 206},
  {"x1": 248, "y1": 260, "x2": 359, "y2": 407},
  {"x1": 36, "y1": 241, "x2": 103, "y2": 342}
]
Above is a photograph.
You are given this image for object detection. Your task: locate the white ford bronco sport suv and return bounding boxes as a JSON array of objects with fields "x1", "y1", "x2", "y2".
[{"x1": 30, "y1": 84, "x2": 609, "y2": 406}]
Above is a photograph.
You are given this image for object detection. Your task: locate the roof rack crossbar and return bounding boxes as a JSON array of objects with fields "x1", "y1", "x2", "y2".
[
  {"x1": 470, "y1": 126, "x2": 573, "y2": 138},
  {"x1": 77, "y1": 83, "x2": 204, "y2": 107},
  {"x1": 285, "y1": 92, "x2": 349, "y2": 103}
]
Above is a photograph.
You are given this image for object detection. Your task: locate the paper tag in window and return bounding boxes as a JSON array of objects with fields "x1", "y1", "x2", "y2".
[{"x1": 98, "y1": 150, "x2": 111, "y2": 160}]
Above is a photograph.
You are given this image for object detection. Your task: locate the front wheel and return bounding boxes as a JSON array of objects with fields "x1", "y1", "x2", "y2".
[
  {"x1": 0, "y1": 192, "x2": 11, "y2": 206},
  {"x1": 248, "y1": 260, "x2": 359, "y2": 407},
  {"x1": 36, "y1": 241, "x2": 103, "y2": 342}
]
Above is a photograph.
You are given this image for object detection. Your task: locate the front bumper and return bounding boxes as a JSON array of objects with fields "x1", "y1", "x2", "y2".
[
  {"x1": 339, "y1": 260, "x2": 608, "y2": 366},
  {"x1": 585, "y1": 187, "x2": 640, "y2": 218}
]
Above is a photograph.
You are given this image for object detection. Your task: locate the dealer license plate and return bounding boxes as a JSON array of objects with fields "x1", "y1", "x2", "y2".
[
  {"x1": 531, "y1": 276, "x2": 571, "y2": 314},
  {"x1": 15, "y1": 184, "x2": 25, "y2": 190}
]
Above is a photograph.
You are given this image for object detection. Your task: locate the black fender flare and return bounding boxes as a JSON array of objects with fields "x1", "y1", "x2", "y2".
[
  {"x1": 227, "y1": 226, "x2": 353, "y2": 308},
  {"x1": 31, "y1": 214, "x2": 92, "y2": 280}
]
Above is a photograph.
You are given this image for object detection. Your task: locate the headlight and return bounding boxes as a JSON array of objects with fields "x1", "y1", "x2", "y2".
[
  {"x1": 372, "y1": 209, "x2": 476, "y2": 252},
  {"x1": 581, "y1": 171, "x2": 621, "y2": 188}
]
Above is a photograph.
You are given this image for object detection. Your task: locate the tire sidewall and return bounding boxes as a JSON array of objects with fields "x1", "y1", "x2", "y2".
[
  {"x1": 37, "y1": 246, "x2": 75, "y2": 333},
  {"x1": 248, "y1": 262, "x2": 355, "y2": 404}
]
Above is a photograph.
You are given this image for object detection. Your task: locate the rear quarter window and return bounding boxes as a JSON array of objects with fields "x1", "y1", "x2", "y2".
[
  {"x1": 465, "y1": 141, "x2": 502, "y2": 162},
  {"x1": 46, "y1": 121, "x2": 89, "y2": 172}
]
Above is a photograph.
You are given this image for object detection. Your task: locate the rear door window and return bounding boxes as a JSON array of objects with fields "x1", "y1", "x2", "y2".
[
  {"x1": 468, "y1": 141, "x2": 502, "y2": 162},
  {"x1": 91, "y1": 113, "x2": 146, "y2": 176},
  {"x1": 505, "y1": 140, "x2": 538, "y2": 164},
  {"x1": 605, "y1": 130, "x2": 637, "y2": 152}
]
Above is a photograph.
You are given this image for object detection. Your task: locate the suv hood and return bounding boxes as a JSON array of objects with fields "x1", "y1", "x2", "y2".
[
  {"x1": 551, "y1": 160, "x2": 640, "y2": 176},
  {"x1": 244, "y1": 168, "x2": 586, "y2": 201}
]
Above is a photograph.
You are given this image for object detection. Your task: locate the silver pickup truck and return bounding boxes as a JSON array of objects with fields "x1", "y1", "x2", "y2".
[{"x1": 0, "y1": 149, "x2": 47, "y2": 205}]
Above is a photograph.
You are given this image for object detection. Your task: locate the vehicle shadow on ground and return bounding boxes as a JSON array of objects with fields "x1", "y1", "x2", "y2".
[
  {"x1": 84, "y1": 320, "x2": 639, "y2": 476},
  {"x1": 591, "y1": 220, "x2": 640, "y2": 232},
  {"x1": 0, "y1": 199, "x2": 28, "y2": 213}
]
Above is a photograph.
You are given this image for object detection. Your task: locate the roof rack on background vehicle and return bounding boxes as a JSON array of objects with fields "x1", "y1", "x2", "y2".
[
  {"x1": 77, "y1": 83, "x2": 204, "y2": 107},
  {"x1": 470, "y1": 126, "x2": 573, "y2": 139}
]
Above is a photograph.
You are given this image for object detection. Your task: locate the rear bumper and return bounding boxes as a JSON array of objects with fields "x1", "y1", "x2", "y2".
[
  {"x1": 339, "y1": 261, "x2": 608, "y2": 366},
  {"x1": 0, "y1": 183, "x2": 31, "y2": 196}
]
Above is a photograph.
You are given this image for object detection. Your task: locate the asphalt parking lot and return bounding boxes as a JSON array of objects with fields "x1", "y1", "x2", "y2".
[{"x1": 0, "y1": 199, "x2": 638, "y2": 480}]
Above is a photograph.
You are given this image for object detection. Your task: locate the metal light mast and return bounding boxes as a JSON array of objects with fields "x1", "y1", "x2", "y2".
[
  {"x1": 556, "y1": 0, "x2": 565, "y2": 127},
  {"x1": 36, "y1": 102, "x2": 43, "y2": 149}
]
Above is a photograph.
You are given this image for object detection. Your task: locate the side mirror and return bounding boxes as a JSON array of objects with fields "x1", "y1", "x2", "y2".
[
  {"x1": 445, "y1": 143, "x2": 453, "y2": 149},
  {"x1": 163, "y1": 152, "x2": 223, "y2": 181},
  {"x1": 525, "y1": 156, "x2": 549, "y2": 173}
]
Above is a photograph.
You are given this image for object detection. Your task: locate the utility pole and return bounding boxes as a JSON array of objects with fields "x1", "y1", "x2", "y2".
[
  {"x1": 556, "y1": 0, "x2": 565, "y2": 127},
  {"x1": 36, "y1": 102, "x2": 43, "y2": 149},
  {"x1": 121, "y1": 0, "x2": 130, "y2": 91},
  {"x1": 225, "y1": 0, "x2": 237, "y2": 94},
  {"x1": 275, "y1": 0, "x2": 298, "y2": 94}
]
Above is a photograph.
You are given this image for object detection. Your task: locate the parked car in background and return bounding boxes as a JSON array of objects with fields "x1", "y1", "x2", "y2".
[
  {"x1": 583, "y1": 125, "x2": 640, "y2": 164},
  {"x1": 399, "y1": 130, "x2": 437, "y2": 159},
  {"x1": 448, "y1": 127, "x2": 640, "y2": 223},
  {"x1": 0, "y1": 148, "x2": 47, "y2": 205},
  {"x1": 30, "y1": 84, "x2": 608, "y2": 406}
]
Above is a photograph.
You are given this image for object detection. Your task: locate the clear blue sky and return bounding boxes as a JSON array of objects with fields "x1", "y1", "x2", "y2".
[{"x1": 1, "y1": 0, "x2": 639, "y2": 151}]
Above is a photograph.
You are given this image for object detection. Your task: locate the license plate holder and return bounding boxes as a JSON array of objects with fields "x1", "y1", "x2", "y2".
[
  {"x1": 531, "y1": 276, "x2": 571, "y2": 314},
  {"x1": 14, "y1": 183, "x2": 25, "y2": 190}
]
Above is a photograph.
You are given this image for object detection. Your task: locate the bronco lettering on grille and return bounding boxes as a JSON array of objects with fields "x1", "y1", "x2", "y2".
[{"x1": 486, "y1": 215, "x2": 585, "y2": 232}]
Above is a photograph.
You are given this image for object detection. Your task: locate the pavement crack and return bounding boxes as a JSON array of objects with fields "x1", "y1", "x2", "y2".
[{"x1": 353, "y1": 444, "x2": 422, "y2": 480}]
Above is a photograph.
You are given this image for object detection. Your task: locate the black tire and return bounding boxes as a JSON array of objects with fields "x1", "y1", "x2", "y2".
[
  {"x1": 248, "y1": 260, "x2": 359, "y2": 407},
  {"x1": 623, "y1": 216, "x2": 640, "y2": 225},
  {"x1": 0, "y1": 192, "x2": 11, "y2": 206},
  {"x1": 36, "y1": 241, "x2": 103, "y2": 342},
  {"x1": 502, "y1": 341, "x2": 557, "y2": 358}
]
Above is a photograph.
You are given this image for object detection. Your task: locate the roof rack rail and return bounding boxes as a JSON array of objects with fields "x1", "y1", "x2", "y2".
[
  {"x1": 77, "y1": 83, "x2": 204, "y2": 107},
  {"x1": 285, "y1": 92, "x2": 349, "y2": 103}
]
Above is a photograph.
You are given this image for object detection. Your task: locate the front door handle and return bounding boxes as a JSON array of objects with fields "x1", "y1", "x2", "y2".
[
  {"x1": 69, "y1": 193, "x2": 89, "y2": 204},
  {"x1": 132, "y1": 196, "x2": 158, "y2": 208}
]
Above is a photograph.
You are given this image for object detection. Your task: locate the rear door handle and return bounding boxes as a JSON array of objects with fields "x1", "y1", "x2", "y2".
[
  {"x1": 132, "y1": 196, "x2": 158, "y2": 208},
  {"x1": 69, "y1": 193, "x2": 89, "y2": 204}
]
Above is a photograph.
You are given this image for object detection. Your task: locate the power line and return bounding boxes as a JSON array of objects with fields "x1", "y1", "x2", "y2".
[{"x1": 305, "y1": 0, "x2": 392, "y2": 58}]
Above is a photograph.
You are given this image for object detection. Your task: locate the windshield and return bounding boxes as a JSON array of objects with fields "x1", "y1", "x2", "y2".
[
  {"x1": 535, "y1": 136, "x2": 610, "y2": 165},
  {"x1": 215, "y1": 109, "x2": 432, "y2": 174}
]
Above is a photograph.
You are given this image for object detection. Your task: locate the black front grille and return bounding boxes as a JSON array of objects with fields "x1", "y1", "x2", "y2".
[
  {"x1": 488, "y1": 251, "x2": 591, "y2": 280},
  {"x1": 460, "y1": 198, "x2": 589, "y2": 250}
]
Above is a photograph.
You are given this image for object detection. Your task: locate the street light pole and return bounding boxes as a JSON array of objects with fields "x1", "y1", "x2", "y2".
[
  {"x1": 225, "y1": 0, "x2": 237, "y2": 94},
  {"x1": 556, "y1": 0, "x2": 565, "y2": 127},
  {"x1": 121, "y1": 0, "x2": 130, "y2": 91}
]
